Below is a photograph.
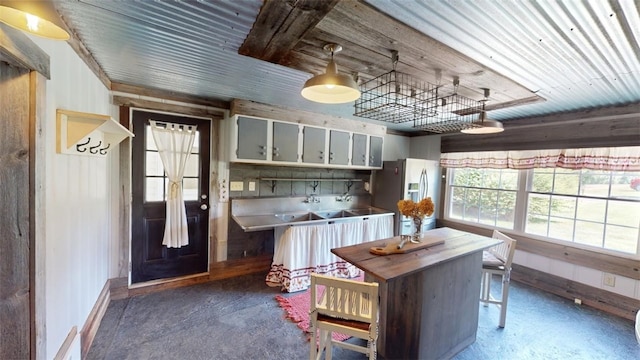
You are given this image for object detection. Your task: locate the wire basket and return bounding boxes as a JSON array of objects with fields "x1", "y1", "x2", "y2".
[
  {"x1": 354, "y1": 70, "x2": 482, "y2": 133},
  {"x1": 413, "y1": 93, "x2": 482, "y2": 133},
  {"x1": 354, "y1": 71, "x2": 437, "y2": 124}
]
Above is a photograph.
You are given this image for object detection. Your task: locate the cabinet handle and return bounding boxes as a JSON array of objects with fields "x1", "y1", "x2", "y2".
[
  {"x1": 274, "y1": 153, "x2": 280, "y2": 157},
  {"x1": 273, "y1": 147, "x2": 279, "y2": 151},
  {"x1": 260, "y1": 151, "x2": 266, "y2": 155},
  {"x1": 259, "y1": 145, "x2": 267, "y2": 150}
]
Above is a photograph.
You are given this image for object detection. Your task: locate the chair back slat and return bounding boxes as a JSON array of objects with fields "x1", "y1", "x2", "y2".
[
  {"x1": 490, "y1": 230, "x2": 517, "y2": 267},
  {"x1": 311, "y1": 273, "x2": 378, "y2": 324}
]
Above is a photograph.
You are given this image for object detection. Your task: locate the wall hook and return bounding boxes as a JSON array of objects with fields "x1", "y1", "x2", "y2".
[
  {"x1": 76, "y1": 137, "x2": 91, "y2": 152},
  {"x1": 310, "y1": 181, "x2": 319, "y2": 192},
  {"x1": 99, "y1": 143, "x2": 111, "y2": 155},
  {"x1": 346, "y1": 180, "x2": 354, "y2": 192},
  {"x1": 89, "y1": 140, "x2": 102, "y2": 154}
]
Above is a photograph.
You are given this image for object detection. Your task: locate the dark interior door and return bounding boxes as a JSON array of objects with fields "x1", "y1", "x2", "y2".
[{"x1": 131, "y1": 110, "x2": 210, "y2": 283}]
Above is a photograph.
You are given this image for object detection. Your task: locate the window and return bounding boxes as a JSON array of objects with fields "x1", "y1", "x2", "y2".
[
  {"x1": 526, "y1": 168, "x2": 640, "y2": 254},
  {"x1": 448, "y1": 168, "x2": 519, "y2": 229},
  {"x1": 446, "y1": 167, "x2": 640, "y2": 255},
  {"x1": 144, "y1": 125, "x2": 201, "y2": 202}
]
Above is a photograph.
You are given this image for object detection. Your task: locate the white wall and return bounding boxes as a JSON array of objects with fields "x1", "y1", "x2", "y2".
[
  {"x1": 29, "y1": 36, "x2": 118, "y2": 358},
  {"x1": 514, "y1": 250, "x2": 640, "y2": 300}
]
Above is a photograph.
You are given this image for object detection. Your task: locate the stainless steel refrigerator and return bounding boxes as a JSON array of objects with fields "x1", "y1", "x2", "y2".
[{"x1": 372, "y1": 158, "x2": 440, "y2": 236}]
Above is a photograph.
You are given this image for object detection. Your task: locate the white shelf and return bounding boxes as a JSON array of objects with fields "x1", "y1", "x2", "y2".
[{"x1": 56, "y1": 109, "x2": 134, "y2": 156}]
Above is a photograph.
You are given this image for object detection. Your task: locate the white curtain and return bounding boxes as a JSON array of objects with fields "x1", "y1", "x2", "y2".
[
  {"x1": 440, "y1": 146, "x2": 640, "y2": 171},
  {"x1": 150, "y1": 120, "x2": 197, "y2": 248}
]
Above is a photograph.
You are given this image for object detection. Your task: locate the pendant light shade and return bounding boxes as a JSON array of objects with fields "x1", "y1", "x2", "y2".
[
  {"x1": 460, "y1": 111, "x2": 505, "y2": 134},
  {"x1": 301, "y1": 44, "x2": 360, "y2": 104},
  {"x1": 0, "y1": 0, "x2": 70, "y2": 40},
  {"x1": 461, "y1": 88, "x2": 504, "y2": 134}
]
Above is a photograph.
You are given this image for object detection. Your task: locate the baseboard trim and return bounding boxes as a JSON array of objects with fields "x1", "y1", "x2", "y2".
[
  {"x1": 53, "y1": 326, "x2": 78, "y2": 360},
  {"x1": 109, "y1": 276, "x2": 129, "y2": 300},
  {"x1": 512, "y1": 264, "x2": 640, "y2": 321},
  {"x1": 80, "y1": 280, "x2": 111, "y2": 358}
]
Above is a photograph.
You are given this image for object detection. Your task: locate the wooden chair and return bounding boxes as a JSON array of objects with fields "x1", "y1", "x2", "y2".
[
  {"x1": 309, "y1": 273, "x2": 379, "y2": 360},
  {"x1": 480, "y1": 230, "x2": 517, "y2": 328}
]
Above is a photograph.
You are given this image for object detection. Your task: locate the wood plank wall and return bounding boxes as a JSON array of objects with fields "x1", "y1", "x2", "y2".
[
  {"x1": 441, "y1": 104, "x2": 640, "y2": 152},
  {"x1": 0, "y1": 60, "x2": 31, "y2": 360}
]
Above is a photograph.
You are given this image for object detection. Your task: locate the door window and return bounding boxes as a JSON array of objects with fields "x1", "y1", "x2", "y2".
[{"x1": 144, "y1": 126, "x2": 201, "y2": 202}]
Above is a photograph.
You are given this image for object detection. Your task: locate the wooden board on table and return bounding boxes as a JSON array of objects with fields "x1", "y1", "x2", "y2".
[{"x1": 370, "y1": 236, "x2": 445, "y2": 255}]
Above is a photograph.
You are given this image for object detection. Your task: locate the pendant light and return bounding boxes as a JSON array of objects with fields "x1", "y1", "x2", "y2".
[
  {"x1": 301, "y1": 44, "x2": 360, "y2": 104},
  {"x1": 0, "y1": 0, "x2": 70, "y2": 40},
  {"x1": 460, "y1": 88, "x2": 504, "y2": 134}
]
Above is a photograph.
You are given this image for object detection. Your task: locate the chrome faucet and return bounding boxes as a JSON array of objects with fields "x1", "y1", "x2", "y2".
[
  {"x1": 336, "y1": 192, "x2": 352, "y2": 202},
  {"x1": 305, "y1": 194, "x2": 320, "y2": 203}
]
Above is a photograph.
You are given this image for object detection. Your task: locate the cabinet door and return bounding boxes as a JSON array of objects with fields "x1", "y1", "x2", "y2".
[
  {"x1": 329, "y1": 130, "x2": 350, "y2": 165},
  {"x1": 236, "y1": 116, "x2": 268, "y2": 160},
  {"x1": 273, "y1": 122, "x2": 299, "y2": 162},
  {"x1": 302, "y1": 126, "x2": 326, "y2": 164},
  {"x1": 369, "y1": 135, "x2": 383, "y2": 168},
  {"x1": 352, "y1": 133, "x2": 367, "y2": 166}
]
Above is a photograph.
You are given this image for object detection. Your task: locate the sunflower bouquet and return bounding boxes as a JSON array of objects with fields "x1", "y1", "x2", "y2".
[{"x1": 397, "y1": 197, "x2": 435, "y2": 219}]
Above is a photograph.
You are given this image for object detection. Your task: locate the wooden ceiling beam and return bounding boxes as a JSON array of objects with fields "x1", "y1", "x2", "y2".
[{"x1": 238, "y1": 0, "x2": 340, "y2": 63}]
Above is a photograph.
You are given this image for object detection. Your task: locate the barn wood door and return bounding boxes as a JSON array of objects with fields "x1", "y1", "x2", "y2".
[{"x1": 131, "y1": 110, "x2": 210, "y2": 283}]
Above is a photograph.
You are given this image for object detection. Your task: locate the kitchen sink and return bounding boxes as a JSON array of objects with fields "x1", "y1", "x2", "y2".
[
  {"x1": 312, "y1": 210, "x2": 356, "y2": 219},
  {"x1": 346, "y1": 208, "x2": 386, "y2": 216},
  {"x1": 274, "y1": 212, "x2": 324, "y2": 222}
]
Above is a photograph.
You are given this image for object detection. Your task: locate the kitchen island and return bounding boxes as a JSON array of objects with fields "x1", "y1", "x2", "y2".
[{"x1": 332, "y1": 227, "x2": 500, "y2": 360}]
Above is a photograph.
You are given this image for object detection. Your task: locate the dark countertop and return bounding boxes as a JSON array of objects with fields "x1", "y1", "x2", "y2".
[{"x1": 332, "y1": 227, "x2": 501, "y2": 281}]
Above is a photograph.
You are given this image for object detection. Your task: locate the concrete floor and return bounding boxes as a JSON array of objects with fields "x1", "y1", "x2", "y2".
[{"x1": 87, "y1": 273, "x2": 639, "y2": 360}]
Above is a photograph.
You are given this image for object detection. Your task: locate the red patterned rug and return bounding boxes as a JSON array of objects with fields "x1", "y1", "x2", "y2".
[{"x1": 275, "y1": 273, "x2": 364, "y2": 343}]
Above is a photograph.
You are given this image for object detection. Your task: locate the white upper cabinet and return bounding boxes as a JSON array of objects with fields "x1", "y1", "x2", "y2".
[{"x1": 229, "y1": 114, "x2": 383, "y2": 169}]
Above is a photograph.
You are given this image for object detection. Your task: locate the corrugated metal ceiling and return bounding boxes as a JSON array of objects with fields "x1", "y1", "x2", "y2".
[{"x1": 53, "y1": 0, "x2": 640, "y2": 132}]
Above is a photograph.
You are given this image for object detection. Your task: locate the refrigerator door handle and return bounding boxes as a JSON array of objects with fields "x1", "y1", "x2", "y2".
[{"x1": 419, "y1": 169, "x2": 428, "y2": 199}]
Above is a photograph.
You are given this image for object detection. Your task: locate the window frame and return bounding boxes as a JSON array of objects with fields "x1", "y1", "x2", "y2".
[{"x1": 444, "y1": 167, "x2": 640, "y2": 258}]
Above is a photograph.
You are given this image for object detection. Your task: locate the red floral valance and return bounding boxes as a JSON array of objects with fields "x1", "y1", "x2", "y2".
[{"x1": 440, "y1": 146, "x2": 640, "y2": 171}]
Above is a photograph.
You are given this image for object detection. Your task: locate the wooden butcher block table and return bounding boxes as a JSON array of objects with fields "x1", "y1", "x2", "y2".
[{"x1": 332, "y1": 227, "x2": 500, "y2": 360}]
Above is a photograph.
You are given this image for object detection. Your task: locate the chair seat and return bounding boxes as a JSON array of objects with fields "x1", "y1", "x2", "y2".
[
  {"x1": 482, "y1": 250, "x2": 504, "y2": 268},
  {"x1": 317, "y1": 313, "x2": 370, "y2": 332}
]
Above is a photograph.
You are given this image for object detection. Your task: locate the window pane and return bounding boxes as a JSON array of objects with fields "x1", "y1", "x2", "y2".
[
  {"x1": 548, "y1": 217, "x2": 574, "y2": 241},
  {"x1": 611, "y1": 172, "x2": 640, "y2": 199},
  {"x1": 479, "y1": 190, "x2": 498, "y2": 225},
  {"x1": 501, "y1": 170, "x2": 519, "y2": 190},
  {"x1": 580, "y1": 170, "x2": 610, "y2": 197},
  {"x1": 146, "y1": 151, "x2": 164, "y2": 176},
  {"x1": 575, "y1": 198, "x2": 606, "y2": 222},
  {"x1": 574, "y1": 221, "x2": 603, "y2": 247},
  {"x1": 531, "y1": 170, "x2": 553, "y2": 192},
  {"x1": 554, "y1": 173, "x2": 580, "y2": 195},
  {"x1": 452, "y1": 169, "x2": 482, "y2": 187},
  {"x1": 527, "y1": 194, "x2": 550, "y2": 215},
  {"x1": 146, "y1": 126, "x2": 157, "y2": 151},
  {"x1": 497, "y1": 192, "x2": 516, "y2": 229},
  {"x1": 449, "y1": 187, "x2": 465, "y2": 220},
  {"x1": 526, "y1": 214, "x2": 548, "y2": 236},
  {"x1": 607, "y1": 200, "x2": 640, "y2": 226},
  {"x1": 463, "y1": 189, "x2": 481, "y2": 222},
  {"x1": 191, "y1": 131, "x2": 200, "y2": 153},
  {"x1": 605, "y1": 225, "x2": 638, "y2": 254},
  {"x1": 484, "y1": 171, "x2": 502, "y2": 189},
  {"x1": 146, "y1": 178, "x2": 164, "y2": 202},
  {"x1": 550, "y1": 195, "x2": 576, "y2": 218},
  {"x1": 182, "y1": 178, "x2": 199, "y2": 201},
  {"x1": 184, "y1": 154, "x2": 199, "y2": 177}
]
